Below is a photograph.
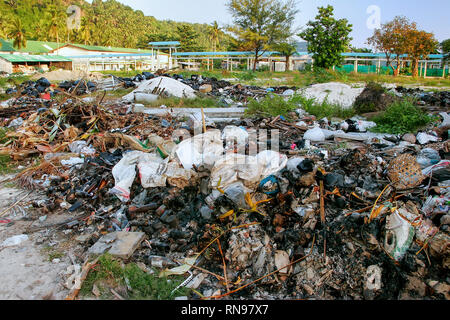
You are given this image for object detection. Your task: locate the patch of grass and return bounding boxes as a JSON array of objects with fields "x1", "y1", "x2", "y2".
[
  {"x1": 0, "y1": 74, "x2": 31, "y2": 89},
  {"x1": 290, "y1": 95, "x2": 355, "y2": 119},
  {"x1": 80, "y1": 254, "x2": 189, "y2": 300},
  {"x1": 100, "y1": 70, "x2": 142, "y2": 78},
  {"x1": 145, "y1": 96, "x2": 219, "y2": 108},
  {"x1": 0, "y1": 155, "x2": 16, "y2": 175},
  {"x1": 40, "y1": 246, "x2": 65, "y2": 262},
  {"x1": 104, "y1": 88, "x2": 135, "y2": 98},
  {"x1": 236, "y1": 71, "x2": 257, "y2": 81},
  {"x1": 245, "y1": 94, "x2": 298, "y2": 119},
  {"x1": 371, "y1": 98, "x2": 435, "y2": 134}
]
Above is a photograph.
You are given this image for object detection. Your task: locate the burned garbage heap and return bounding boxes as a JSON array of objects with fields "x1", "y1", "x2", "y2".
[{"x1": 0, "y1": 74, "x2": 449, "y2": 300}]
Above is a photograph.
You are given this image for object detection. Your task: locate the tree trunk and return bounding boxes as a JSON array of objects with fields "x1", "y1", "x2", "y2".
[
  {"x1": 285, "y1": 55, "x2": 290, "y2": 71},
  {"x1": 393, "y1": 57, "x2": 400, "y2": 77},
  {"x1": 253, "y1": 52, "x2": 258, "y2": 72},
  {"x1": 412, "y1": 59, "x2": 419, "y2": 78}
]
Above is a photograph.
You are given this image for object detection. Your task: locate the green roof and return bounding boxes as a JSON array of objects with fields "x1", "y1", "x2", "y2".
[
  {"x1": 0, "y1": 39, "x2": 62, "y2": 54},
  {"x1": 0, "y1": 39, "x2": 154, "y2": 55},
  {"x1": 0, "y1": 54, "x2": 72, "y2": 63}
]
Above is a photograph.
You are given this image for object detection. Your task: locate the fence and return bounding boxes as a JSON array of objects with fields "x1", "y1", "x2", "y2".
[{"x1": 335, "y1": 64, "x2": 449, "y2": 77}]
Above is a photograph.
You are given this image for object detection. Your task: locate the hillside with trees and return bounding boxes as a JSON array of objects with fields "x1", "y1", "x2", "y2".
[{"x1": 0, "y1": 0, "x2": 235, "y2": 51}]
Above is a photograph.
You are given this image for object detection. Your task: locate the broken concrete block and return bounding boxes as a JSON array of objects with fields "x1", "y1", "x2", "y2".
[
  {"x1": 199, "y1": 84, "x2": 212, "y2": 93},
  {"x1": 88, "y1": 231, "x2": 145, "y2": 259}
]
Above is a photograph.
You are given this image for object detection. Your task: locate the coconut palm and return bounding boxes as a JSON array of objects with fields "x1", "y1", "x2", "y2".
[
  {"x1": 47, "y1": 5, "x2": 66, "y2": 45},
  {"x1": 273, "y1": 42, "x2": 298, "y2": 71},
  {"x1": 209, "y1": 21, "x2": 221, "y2": 52},
  {"x1": 8, "y1": 18, "x2": 28, "y2": 50},
  {"x1": 79, "y1": 18, "x2": 91, "y2": 45}
]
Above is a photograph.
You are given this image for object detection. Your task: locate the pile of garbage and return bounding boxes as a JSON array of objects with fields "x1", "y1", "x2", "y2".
[
  {"x1": 396, "y1": 86, "x2": 450, "y2": 109},
  {"x1": 1, "y1": 71, "x2": 449, "y2": 300},
  {"x1": 0, "y1": 83, "x2": 448, "y2": 300},
  {"x1": 3, "y1": 77, "x2": 98, "y2": 99}
]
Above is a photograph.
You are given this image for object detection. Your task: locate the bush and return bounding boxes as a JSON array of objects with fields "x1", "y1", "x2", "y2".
[
  {"x1": 354, "y1": 81, "x2": 397, "y2": 114},
  {"x1": 245, "y1": 94, "x2": 298, "y2": 118},
  {"x1": 290, "y1": 95, "x2": 355, "y2": 119},
  {"x1": 237, "y1": 71, "x2": 257, "y2": 81},
  {"x1": 371, "y1": 99, "x2": 434, "y2": 134}
]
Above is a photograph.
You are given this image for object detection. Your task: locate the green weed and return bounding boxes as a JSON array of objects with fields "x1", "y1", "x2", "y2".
[
  {"x1": 371, "y1": 99, "x2": 434, "y2": 134},
  {"x1": 80, "y1": 254, "x2": 189, "y2": 300},
  {"x1": 245, "y1": 94, "x2": 298, "y2": 118}
]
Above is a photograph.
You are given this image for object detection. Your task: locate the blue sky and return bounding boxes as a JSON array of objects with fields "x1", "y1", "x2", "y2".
[{"x1": 117, "y1": 0, "x2": 450, "y2": 48}]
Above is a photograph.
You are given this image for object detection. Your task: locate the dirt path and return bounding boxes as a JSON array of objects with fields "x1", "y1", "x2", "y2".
[{"x1": 0, "y1": 175, "x2": 72, "y2": 300}]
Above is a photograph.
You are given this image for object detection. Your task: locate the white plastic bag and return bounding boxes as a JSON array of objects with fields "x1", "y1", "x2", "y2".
[
  {"x1": 111, "y1": 151, "x2": 143, "y2": 202},
  {"x1": 175, "y1": 130, "x2": 224, "y2": 170},
  {"x1": 222, "y1": 126, "x2": 248, "y2": 152},
  {"x1": 209, "y1": 151, "x2": 287, "y2": 191},
  {"x1": 303, "y1": 127, "x2": 325, "y2": 142}
]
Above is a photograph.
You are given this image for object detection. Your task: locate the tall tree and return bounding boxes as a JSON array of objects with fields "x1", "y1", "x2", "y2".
[
  {"x1": 299, "y1": 5, "x2": 352, "y2": 69},
  {"x1": 177, "y1": 24, "x2": 202, "y2": 52},
  {"x1": 209, "y1": 21, "x2": 221, "y2": 52},
  {"x1": 367, "y1": 16, "x2": 416, "y2": 76},
  {"x1": 8, "y1": 17, "x2": 28, "y2": 50},
  {"x1": 227, "y1": 0, "x2": 298, "y2": 71},
  {"x1": 405, "y1": 30, "x2": 438, "y2": 77},
  {"x1": 273, "y1": 42, "x2": 297, "y2": 71},
  {"x1": 0, "y1": 15, "x2": 9, "y2": 39},
  {"x1": 47, "y1": 4, "x2": 66, "y2": 45}
]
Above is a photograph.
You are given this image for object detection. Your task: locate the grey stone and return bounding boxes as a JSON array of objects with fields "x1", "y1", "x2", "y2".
[{"x1": 88, "y1": 231, "x2": 145, "y2": 259}]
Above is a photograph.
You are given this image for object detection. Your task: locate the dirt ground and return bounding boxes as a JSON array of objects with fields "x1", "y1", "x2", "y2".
[{"x1": 0, "y1": 175, "x2": 73, "y2": 300}]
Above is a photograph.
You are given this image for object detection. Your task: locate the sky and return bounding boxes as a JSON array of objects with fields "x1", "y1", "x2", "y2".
[{"x1": 116, "y1": 0, "x2": 450, "y2": 48}]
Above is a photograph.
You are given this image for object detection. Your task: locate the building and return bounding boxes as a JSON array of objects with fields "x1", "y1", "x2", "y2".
[
  {"x1": 0, "y1": 54, "x2": 72, "y2": 74},
  {"x1": 0, "y1": 39, "x2": 170, "y2": 72},
  {"x1": 49, "y1": 43, "x2": 169, "y2": 72},
  {"x1": 0, "y1": 39, "x2": 62, "y2": 55}
]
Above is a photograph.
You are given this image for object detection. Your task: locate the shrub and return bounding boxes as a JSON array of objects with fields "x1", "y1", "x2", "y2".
[
  {"x1": 371, "y1": 99, "x2": 434, "y2": 134},
  {"x1": 291, "y1": 95, "x2": 355, "y2": 119},
  {"x1": 245, "y1": 94, "x2": 298, "y2": 118}
]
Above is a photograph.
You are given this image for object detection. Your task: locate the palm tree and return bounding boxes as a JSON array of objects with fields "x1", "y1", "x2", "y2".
[
  {"x1": 0, "y1": 15, "x2": 8, "y2": 39},
  {"x1": 209, "y1": 21, "x2": 221, "y2": 52},
  {"x1": 47, "y1": 6, "x2": 66, "y2": 46},
  {"x1": 34, "y1": 20, "x2": 48, "y2": 41},
  {"x1": 79, "y1": 18, "x2": 91, "y2": 45},
  {"x1": 274, "y1": 42, "x2": 298, "y2": 71},
  {"x1": 8, "y1": 18, "x2": 28, "y2": 50}
]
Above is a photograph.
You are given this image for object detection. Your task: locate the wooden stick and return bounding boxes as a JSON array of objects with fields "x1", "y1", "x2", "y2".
[
  {"x1": 65, "y1": 257, "x2": 99, "y2": 300},
  {"x1": 0, "y1": 191, "x2": 32, "y2": 217},
  {"x1": 216, "y1": 239, "x2": 229, "y2": 293},
  {"x1": 319, "y1": 180, "x2": 326, "y2": 259},
  {"x1": 201, "y1": 107, "x2": 206, "y2": 134}
]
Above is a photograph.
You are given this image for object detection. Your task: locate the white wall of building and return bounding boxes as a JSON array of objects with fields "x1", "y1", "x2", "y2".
[{"x1": 0, "y1": 58, "x2": 13, "y2": 74}]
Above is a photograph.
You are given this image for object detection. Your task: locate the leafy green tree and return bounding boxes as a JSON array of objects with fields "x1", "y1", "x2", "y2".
[
  {"x1": 442, "y1": 39, "x2": 450, "y2": 63},
  {"x1": 350, "y1": 47, "x2": 372, "y2": 53},
  {"x1": 177, "y1": 24, "x2": 203, "y2": 52},
  {"x1": 273, "y1": 42, "x2": 297, "y2": 70},
  {"x1": 405, "y1": 29, "x2": 438, "y2": 77},
  {"x1": 46, "y1": 4, "x2": 66, "y2": 45},
  {"x1": 227, "y1": 0, "x2": 298, "y2": 71},
  {"x1": 0, "y1": 15, "x2": 9, "y2": 39},
  {"x1": 367, "y1": 16, "x2": 416, "y2": 77},
  {"x1": 299, "y1": 5, "x2": 352, "y2": 69},
  {"x1": 8, "y1": 17, "x2": 28, "y2": 50}
]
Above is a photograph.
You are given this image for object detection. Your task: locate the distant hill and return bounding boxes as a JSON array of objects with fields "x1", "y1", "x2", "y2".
[
  {"x1": 295, "y1": 41, "x2": 308, "y2": 52},
  {"x1": 0, "y1": 0, "x2": 234, "y2": 52}
]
